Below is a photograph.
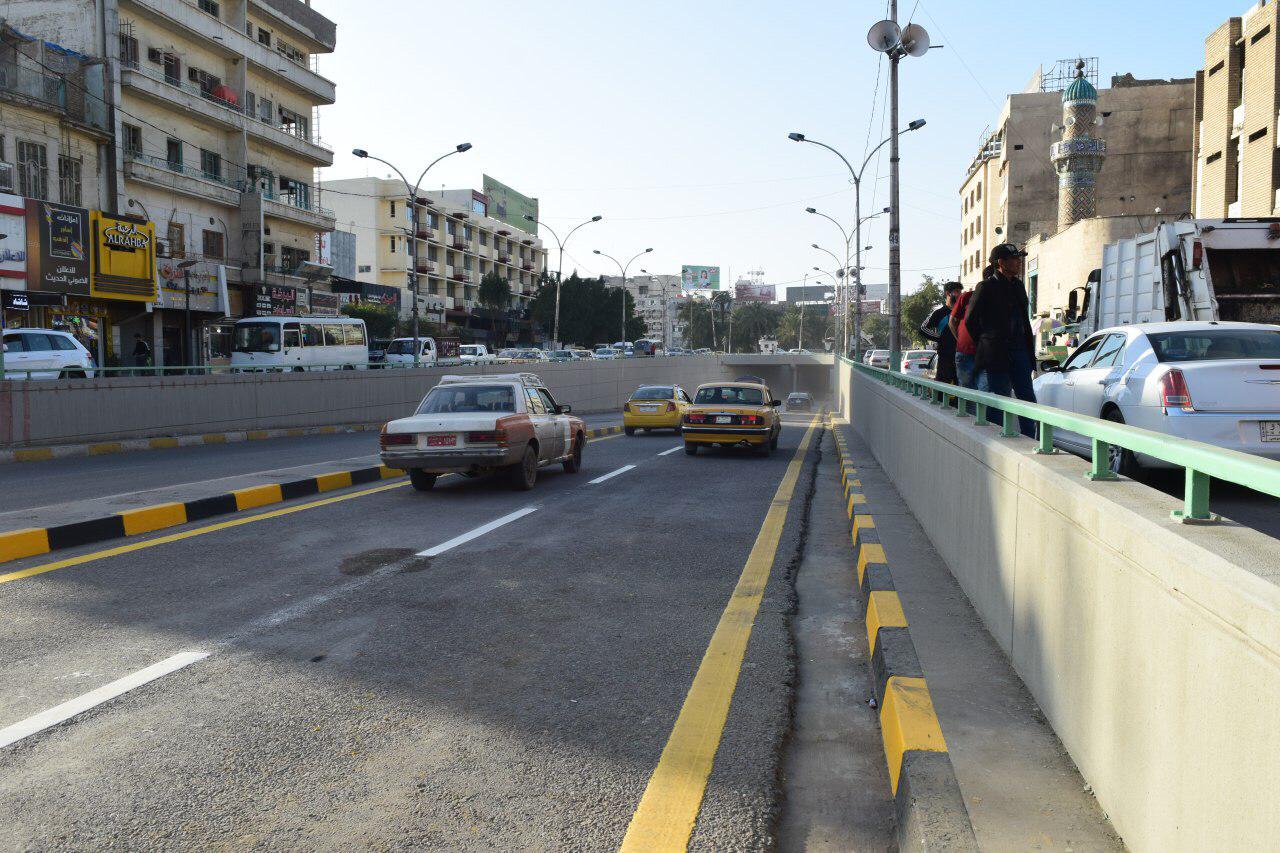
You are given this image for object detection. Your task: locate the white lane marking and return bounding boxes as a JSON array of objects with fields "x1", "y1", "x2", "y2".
[
  {"x1": 416, "y1": 506, "x2": 538, "y2": 557},
  {"x1": 0, "y1": 651, "x2": 209, "y2": 749},
  {"x1": 588, "y1": 464, "x2": 636, "y2": 485},
  {"x1": 658, "y1": 446, "x2": 683, "y2": 457}
]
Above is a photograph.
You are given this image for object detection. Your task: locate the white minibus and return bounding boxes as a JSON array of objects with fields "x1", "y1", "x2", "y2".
[{"x1": 230, "y1": 316, "x2": 368, "y2": 371}]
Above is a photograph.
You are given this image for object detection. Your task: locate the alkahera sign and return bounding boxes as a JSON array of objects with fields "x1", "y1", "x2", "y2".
[
  {"x1": 483, "y1": 175, "x2": 538, "y2": 235},
  {"x1": 90, "y1": 212, "x2": 156, "y2": 301}
]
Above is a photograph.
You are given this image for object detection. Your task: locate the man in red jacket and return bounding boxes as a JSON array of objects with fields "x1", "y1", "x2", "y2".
[{"x1": 949, "y1": 273, "x2": 982, "y2": 389}]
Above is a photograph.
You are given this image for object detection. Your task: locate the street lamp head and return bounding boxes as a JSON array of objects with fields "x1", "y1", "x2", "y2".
[
  {"x1": 523, "y1": 214, "x2": 536, "y2": 222},
  {"x1": 882, "y1": 206, "x2": 891, "y2": 213},
  {"x1": 593, "y1": 250, "x2": 603, "y2": 255},
  {"x1": 812, "y1": 266, "x2": 820, "y2": 271},
  {"x1": 455, "y1": 142, "x2": 473, "y2": 153},
  {"x1": 644, "y1": 248, "x2": 653, "y2": 253},
  {"x1": 811, "y1": 243, "x2": 820, "y2": 249},
  {"x1": 908, "y1": 118, "x2": 927, "y2": 131},
  {"x1": 805, "y1": 207, "x2": 817, "y2": 214},
  {"x1": 351, "y1": 148, "x2": 369, "y2": 158},
  {"x1": 788, "y1": 132, "x2": 806, "y2": 142},
  {"x1": 591, "y1": 215, "x2": 603, "y2": 222}
]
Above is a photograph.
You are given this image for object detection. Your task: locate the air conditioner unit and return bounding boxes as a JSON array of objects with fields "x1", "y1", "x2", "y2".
[
  {"x1": 0, "y1": 162, "x2": 14, "y2": 193},
  {"x1": 147, "y1": 47, "x2": 163, "y2": 64}
]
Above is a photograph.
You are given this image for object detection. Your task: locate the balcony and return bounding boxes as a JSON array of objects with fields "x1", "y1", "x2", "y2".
[
  {"x1": 262, "y1": 191, "x2": 336, "y2": 230},
  {"x1": 448, "y1": 267, "x2": 472, "y2": 284},
  {"x1": 121, "y1": 0, "x2": 336, "y2": 104},
  {"x1": 124, "y1": 151, "x2": 242, "y2": 206},
  {"x1": 498, "y1": 254, "x2": 513, "y2": 265},
  {"x1": 0, "y1": 62, "x2": 110, "y2": 132},
  {"x1": 451, "y1": 237, "x2": 470, "y2": 251},
  {"x1": 416, "y1": 260, "x2": 437, "y2": 274},
  {"x1": 416, "y1": 229, "x2": 436, "y2": 241},
  {"x1": 521, "y1": 261, "x2": 534, "y2": 271}
]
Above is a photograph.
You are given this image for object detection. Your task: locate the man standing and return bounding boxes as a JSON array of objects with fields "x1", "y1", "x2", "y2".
[
  {"x1": 132, "y1": 333, "x2": 152, "y2": 369},
  {"x1": 964, "y1": 245, "x2": 1036, "y2": 436},
  {"x1": 918, "y1": 281, "x2": 962, "y2": 383}
]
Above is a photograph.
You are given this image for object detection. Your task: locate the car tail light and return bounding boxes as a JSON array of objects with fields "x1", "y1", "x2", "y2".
[
  {"x1": 686, "y1": 412, "x2": 707, "y2": 424},
  {"x1": 665, "y1": 401, "x2": 676, "y2": 412},
  {"x1": 1159, "y1": 368, "x2": 1194, "y2": 413},
  {"x1": 380, "y1": 430, "x2": 413, "y2": 447},
  {"x1": 467, "y1": 431, "x2": 500, "y2": 443},
  {"x1": 741, "y1": 414, "x2": 763, "y2": 426},
  {"x1": 1191, "y1": 240, "x2": 1203, "y2": 269}
]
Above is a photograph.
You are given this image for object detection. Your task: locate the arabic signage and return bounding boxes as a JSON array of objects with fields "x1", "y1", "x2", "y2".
[
  {"x1": 90, "y1": 212, "x2": 157, "y2": 301},
  {"x1": 0, "y1": 194, "x2": 27, "y2": 284},
  {"x1": 155, "y1": 259, "x2": 225, "y2": 313},
  {"x1": 2, "y1": 290, "x2": 61, "y2": 310},
  {"x1": 253, "y1": 284, "x2": 302, "y2": 316},
  {"x1": 306, "y1": 290, "x2": 339, "y2": 316},
  {"x1": 330, "y1": 280, "x2": 403, "y2": 312},
  {"x1": 26, "y1": 199, "x2": 90, "y2": 295}
]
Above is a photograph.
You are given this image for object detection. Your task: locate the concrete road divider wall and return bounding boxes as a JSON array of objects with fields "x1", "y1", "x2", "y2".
[
  {"x1": 838, "y1": 360, "x2": 1280, "y2": 851},
  {"x1": 1, "y1": 359, "x2": 734, "y2": 449}
]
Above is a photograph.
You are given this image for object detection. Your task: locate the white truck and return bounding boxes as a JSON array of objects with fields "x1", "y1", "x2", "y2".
[
  {"x1": 384, "y1": 336, "x2": 461, "y2": 367},
  {"x1": 1067, "y1": 218, "x2": 1280, "y2": 338},
  {"x1": 458, "y1": 344, "x2": 496, "y2": 364}
]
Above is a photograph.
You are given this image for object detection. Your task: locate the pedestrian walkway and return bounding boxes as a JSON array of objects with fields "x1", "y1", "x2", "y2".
[{"x1": 781, "y1": 419, "x2": 1123, "y2": 850}]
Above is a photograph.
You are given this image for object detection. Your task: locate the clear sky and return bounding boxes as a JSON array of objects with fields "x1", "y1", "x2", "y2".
[{"x1": 315, "y1": 0, "x2": 1231, "y2": 298}]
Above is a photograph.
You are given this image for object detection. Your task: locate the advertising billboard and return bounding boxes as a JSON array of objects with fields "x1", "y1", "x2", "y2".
[
  {"x1": 155, "y1": 259, "x2": 224, "y2": 313},
  {"x1": 681, "y1": 265, "x2": 720, "y2": 291},
  {"x1": 787, "y1": 284, "x2": 833, "y2": 303},
  {"x1": 90, "y1": 211, "x2": 157, "y2": 301},
  {"x1": 734, "y1": 281, "x2": 775, "y2": 302},
  {"x1": 26, "y1": 199, "x2": 90, "y2": 295},
  {"x1": 0, "y1": 193, "x2": 27, "y2": 286},
  {"x1": 253, "y1": 284, "x2": 303, "y2": 316},
  {"x1": 483, "y1": 175, "x2": 538, "y2": 235}
]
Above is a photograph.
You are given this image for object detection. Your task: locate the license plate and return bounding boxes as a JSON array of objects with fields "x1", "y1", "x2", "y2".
[
  {"x1": 641, "y1": 405, "x2": 660, "y2": 413},
  {"x1": 715, "y1": 416, "x2": 732, "y2": 424},
  {"x1": 1262, "y1": 421, "x2": 1280, "y2": 442},
  {"x1": 427, "y1": 434, "x2": 457, "y2": 447}
]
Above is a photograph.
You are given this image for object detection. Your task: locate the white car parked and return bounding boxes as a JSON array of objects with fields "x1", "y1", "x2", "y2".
[
  {"x1": 900, "y1": 349, "x2": 934, "y2": 376},
  {"x1": 3, "y1": 329, "x2": 95, "y2": 379},
  {"x1": 1033, "y1": 321, "x2": 1280, "y2": 475}
]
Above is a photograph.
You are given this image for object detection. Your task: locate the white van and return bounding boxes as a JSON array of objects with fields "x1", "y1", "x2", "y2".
[
  {"x1": 385, "y1": 336, "x2": 461, "y2": 367},
  {"x1": 230, "y1": 316, "x2": 368, "y2": 371}
]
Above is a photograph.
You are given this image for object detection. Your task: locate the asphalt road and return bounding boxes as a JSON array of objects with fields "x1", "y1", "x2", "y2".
[
  {"x1": 0, "y1": 414, "x2": 621, "y2": 515},
  {"x1": 0, "y1": 417, "x2": 821, "y2": 850}
]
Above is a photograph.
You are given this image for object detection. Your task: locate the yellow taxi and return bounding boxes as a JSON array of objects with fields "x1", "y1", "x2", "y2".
[
  {"x1": 623, "y1": 384, "x2": 692, "y2": 435},
  {"x1": 682, "y1": 380, "x2": 782, "y2": 456}
]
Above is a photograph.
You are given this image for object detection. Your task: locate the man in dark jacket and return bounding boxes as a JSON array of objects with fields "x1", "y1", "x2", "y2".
[
  {"x1": 918, "y1": 281, "x2": 962, "y2": 383},
  {"x1": 964, "y1": 244, "x2": 1036, "y2": 436}
]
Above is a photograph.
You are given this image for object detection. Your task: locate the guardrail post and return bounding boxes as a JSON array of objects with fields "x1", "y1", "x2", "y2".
[
  {"x1": 975, "y1": 402, "x2": 988, "y2": 426},
  {"x1": 1000, "y1": 408, "x2": 1018, "y2": 438},
  {"x1": 1036, "y1": 423, "x2": 1056, "y2": 455},
  {"x1": 955, "y1": 394, "x2": 968, "y2": 417},
  {"x1": 1086, "y1": 438, "x2": 1119, "y2": 481},
  {"x1": 1172, "y1": 468, "x2": 1219, "y2": 524}
]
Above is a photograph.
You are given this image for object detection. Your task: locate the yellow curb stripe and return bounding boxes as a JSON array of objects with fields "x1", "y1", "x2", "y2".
[
  {"x1": 620, "y1": 420, "x2": 819, "y2": 852},
  {"x1": 856, "y1": 542, "x2": 886, "y2": 585},
  {"x1": 202, "y1": 433, "x2": 227, "y2": 444},
  {"x1": 0, "y1": 528, "x2": 51, "y2": 562},
  {"x1": 148, "y1": 437, "x2": 180, "y2": 449},
  {"x1": 866, "y1": 589, "x2": 907, "y2": 653},
  {"x1": 88, "y1": 442, "x2": 123, "y2": 456},
  {"x1": 880, "y1": 676, "x2": 948, "y2": 794},
  {"x1": 117, "y1": 502, "x2": 188, "y2": 537},
  {"x1": 232, "y1": 484, "x2": 283, "y2": 511},
  {"x1": 247, "y1": 430, "x2": 269, "y2": 440},
  {"x1": 315, "y1": 471, "x2": 353, "y2": 492},
  {"x1": 14, "y1": 448, "x2": 54, "y2": 462},
  {"x1": 379, "y1": 465, "x2": 404, "y2": 479}
]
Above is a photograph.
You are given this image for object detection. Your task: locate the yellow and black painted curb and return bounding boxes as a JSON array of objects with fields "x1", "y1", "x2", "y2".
[
  {"x1": 0, "y1": 464, "x2": 406, "y2": 565},
  {"x1": 586, "y1": 425, "x2": 623, "y2": 439},
  {"x1": 828, "y1": 419, "x2": 978, "y2": 851}
]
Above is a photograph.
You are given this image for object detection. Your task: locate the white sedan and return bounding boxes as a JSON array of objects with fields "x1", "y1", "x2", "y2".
[
  {"x1": 1033, "y1": 321, "x2": 1280, "y2": 475},
  {"x1": 900, "y1": 349, "x2": 934, "y2": 376}
]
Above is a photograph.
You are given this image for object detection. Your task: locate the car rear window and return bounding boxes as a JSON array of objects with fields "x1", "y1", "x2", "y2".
[
  {"x1": 416, "y1": 385, "x2": 516, "y2": 414},
  {"x1": 631, "y1": 386, "x2": 674, "y2": 400},
  {"x1": 695, "y1": 386, "x2": 764, "y2": 405},
  {"x1": 1147, "y1": 329, "x2": 1280, "y2": 362}
]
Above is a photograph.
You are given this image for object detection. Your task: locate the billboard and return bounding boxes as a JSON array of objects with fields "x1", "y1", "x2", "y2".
[
  {"x1": 155, "y1": 259, "x2": 225, "y2": 313},
  {"x1": 483, "y1": 175, "x2": 538, "y2": 235},
  {"x1": 735, "y1": 281, "x2": 775, "y2": 302},
  {"x1": 90, "y1": 211, "x2": 157, "y2": 301},
  {"x1": 26, "y1": 199, "x2": 90, "y2": 295},
  {"x1": 681, "y1": 265, "x2": 720, "y2": 291},
  {"x1": 0, "y1": 193, "x2": 27, "y2": 285},
  {"x1": 787, "y1": 284, "x2": 833, "y2": 303}
]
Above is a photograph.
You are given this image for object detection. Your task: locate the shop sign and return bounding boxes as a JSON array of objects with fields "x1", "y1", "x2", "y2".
[
  {"x1": 90, "y1": 211, "x2": 157, "y2": 302},
  {"x1": 253, "y1": 284, "x2": 301, "y2": 316},
  {"x1": 26, "y1": 199, "x2": 89, "y2": 294},
  {"x1": 3, "y1": 290, "x2": 29, "y2": 310},
  {"x1": 155, "y1": 259, "x2": 224, "y2": 313},
  {"x1": 307, "y1": 290, "x2": 339, "y2": 316},
  {"x1": 0, "y1": 193, "x2": 28, "y2": 284}
]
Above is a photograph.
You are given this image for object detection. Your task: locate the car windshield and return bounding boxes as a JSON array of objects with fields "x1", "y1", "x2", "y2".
[
  {"x1": 551, "y1": 350, "x2": 574, "y2": 358},
  {"x1": 498, "y1": 349, "x2": 520, "y2": 358},
  {"x1": 1147, "y1": 329, "x2": 1280, "y2": 362},
  {"x1": 695, "y1": 386, "x2": 765, "y2": 405},
  {"x1": 905, "y1": 350, "x2": 931, "y2": 360},
  {"x1": 631, "y1": 386, "x2": 674, "y2": 401},
  {"x1": 788, "y1": 393, "x2": 810, "y2": 401},
  {"x1": 460, "y1": 346, "x2": 482, "y2": 355},
  {"x1": 416, "y1": 385, "x2": 516, "y2": 414},
  {"x1": 386, "y1": 340, "x2": 420, "y2": 355},
  {"x1": 234, "y1": 322, "x2": 280, "y2": 353}
]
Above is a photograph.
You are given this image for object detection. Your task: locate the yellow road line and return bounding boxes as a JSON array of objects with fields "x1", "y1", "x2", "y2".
[
  {"x1": 0, "y1": 481, "x2": 409, "y2": 586},
  {"x1": 619, "y1": 420, "x2": 818, "y2": 852}
]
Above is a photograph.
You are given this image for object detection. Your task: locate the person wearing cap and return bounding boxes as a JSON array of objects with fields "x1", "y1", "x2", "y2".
[
  {"x1": 964, "y1": 245, "x2": 1036, "y2": 436},
  {"x1": 918, "y1": 281, "x2": 963, "y2": 383}
]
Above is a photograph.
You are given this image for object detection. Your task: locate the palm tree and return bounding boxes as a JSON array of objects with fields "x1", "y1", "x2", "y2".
[
  {"x1": 710, "y1": 292, "x2": 732, "y2": 350},
  {"x1": 478, "y1": 271, "x2": 513, "y2": 348}
]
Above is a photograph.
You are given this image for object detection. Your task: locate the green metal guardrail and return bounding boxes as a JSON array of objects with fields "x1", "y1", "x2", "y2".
[{"x1": 845, "y1": 358, "x2": 1280, "y2": 523}]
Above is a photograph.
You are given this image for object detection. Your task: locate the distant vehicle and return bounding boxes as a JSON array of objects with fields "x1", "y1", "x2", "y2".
[
  {"x1": 368, "y1": 337, "x2": 392, "y2": 368},
  {"x1": 569, "y1": 349, "x2": 595, "y2": 361},
  {"x1": 758, "y1": 335, "x2": 779, "y2": 354},
  {"x1": 548, "y1": 349, "x2": 576, "y2": 362},
  {"x1": 380, "y1": 372, "x2": 586, "y2": 491},
  {"x1": 787, "y1": 348, "x2": 814, "y2": 354},
  {"x1": 694, "y1": 348, "x2": 712, "y2": 356},
  {"x1": 594, "y1": 347, "x2": 618, "y2": 360},
  {"x1": 785, "y1": 392, "x2": 814, "y2": 412},
  {"x1": 495, "y1": 348, "x2": 521, "y2": 364},
  {"x1": 900, "y1": 349, "x2": 934, "y2": 376},
  {"x1": 459, "y1": 344, "x2": 495, "y2": 364},
  {"x1": 633, "y1": 339, "x2": 659, "y2": 356},
  {"x1": 865, "y1": 349, "x2": 890, "y2": 369},
  {"x1": 517, "y1": 349, "x2": 548, "y2": 362},
  {"x1": 1034, "y1": 321, "x2": 1280, "y2": 475},
  {"x1": 682, "y1": 381, "x2": 783, "y2": 456},
  {"x1": 624, "y1": 384, "x2": 692, "y2": 434},
  {"x1": 231, "y1": 316, "x2": 369, "y2": 371},
  {"x1": 384, "y1": 336, "x2": 460, "y2": 367},
  {"x1": 2, "y1": 328, "x2": 95, "y2": 379}
]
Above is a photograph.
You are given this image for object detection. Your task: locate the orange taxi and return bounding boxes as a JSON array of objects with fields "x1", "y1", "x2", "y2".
[
  {"x1": 682, "y1": 380, "x2": 782, "y2": 456},
  {"x1": 623, "y1": 384, "x2": 692, "y2": 435}
]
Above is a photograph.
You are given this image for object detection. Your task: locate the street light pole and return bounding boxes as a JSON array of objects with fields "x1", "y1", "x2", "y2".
[
  {"x1": 178, "y1": 259, "x2": 198, "y2": 370},
  {"x1": 525, "y1": 213, "x2": 601, "y2": 349},
  {"x1": 353, "y1": 143, "x2": 472, "y2": 367},
  {"x1": 593, "y1": 247, "x2": 653, "y2": 344}
]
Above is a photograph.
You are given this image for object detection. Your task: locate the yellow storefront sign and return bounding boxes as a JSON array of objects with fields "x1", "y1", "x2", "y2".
[{"x1": 90, "y1": 211, "x2": 157, "y2": 302}]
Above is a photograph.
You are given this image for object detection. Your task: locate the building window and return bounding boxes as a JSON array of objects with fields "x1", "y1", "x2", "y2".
[
  {"x1": 358, "y1": 264, "x2": 372, "y2": 273},
  {"x1": 1206, "y1": 151, "x2": 1223, "y2": 165},
  {"x1": 167, "y1": 223, "x2": 185, "y2": 258},
  {"x1": 278, "y1": 107, "x2": 309, "y2": 140},
  {"x1": 1207, "y1": 60, "x2": 1225, "y2": 77},
  {"x1": 57, "y1": 156, "x2": 82, "y2": 206},
  {"x1": 200, "y1": 149, "x2": 222, "y2": 181},
  {"x1": 258, "y1": 97, "x2": 273, "y2": 124},
  {"x1": 281, "y1": 246, "x2": 310, "y2": 269},
  {"x1": 1252, "y1": 25, "x2": 1271, "y2": 44},
  {"x1": 17, "y1": 141, "x2": 48, "y2": 200},
  {"x1": 976, "y1": 183, "x2": 982, "y2": 201},
  {"x1": 479, "y1": 232, "x2": 488, "y2": 247},
  {"x1": 197, "y1": 0, "x2": 220, "y2": 17},
  {"x1": 390, "y1": 201, "x2": 396, "y2": 218},
  {"x1": 390, "y1": 236, "x2": 397, "y2": 254},
  {"x1": 122, "y1": 124, "x2": 142, "y2": 159},
  {"x1": 202, "y1": 229, "x2": 224, "y2": 259},
  {"x1": 119, "y1": 32, "x2": 139, "y2": 67},
  {"x1": 1249, "y1": 127, "x2": 1268, "y2": 143},
  {"x1": 166, "y1": 138, "x2": 182, "y2": 170},
  {"x1": 257, "y1": 27, "x2": 272, "y2": 46}
]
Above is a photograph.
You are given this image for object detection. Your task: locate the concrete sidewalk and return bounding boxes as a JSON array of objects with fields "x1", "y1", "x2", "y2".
[{"x1": 832, "y1": 421, "x2": 1122, "y2": 851}]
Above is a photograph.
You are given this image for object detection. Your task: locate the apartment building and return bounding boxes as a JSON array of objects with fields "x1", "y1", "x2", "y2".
[
  {"x1": 605, "y1": 273, "x2": 680, "y2": 344},
  {"x1": 323, "y1": 177, "x2": 547, "y2": 342},
  {"x1": 959, "y1": 65, "x2": 1194, "y2": 286},
  {"x1": 8, "y1": 0, "x2": 337, "y2": 364},
  {"x1": 1193, "y1": 2, "x2": 1280, "y2": 217}
]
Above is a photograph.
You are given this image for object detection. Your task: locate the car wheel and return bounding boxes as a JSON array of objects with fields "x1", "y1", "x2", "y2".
[
  {"x1": 60, "y1": 368, "x2": 87, "y2": 379},
  {"x1": 684, "y1": 442, "x2": 698, "y2": 456},
  {"x1": 624, "y1": 426, "x2": 636, "y2": 436},
  {"x1": 758, "y1": 440, "x2": 773, "y2": 457},
  {"x1": 1102, "y1": 410, "x2": 1140, "y2": 477},
  {"x1": 562, "y1": 435, "x2": 583, "y2": 473},
  {"x1": 511, "y1": 444, "x2": 538, "y2": 490},
  {"x1": 408, "y1": 470, "x2": 437, "y2": 491},
  {"x1": 769, "y1": 431, "x2": 779, "y2": 451},
  {"x1": 674, "y1": 424, "x2": 683, "y2": 435}
]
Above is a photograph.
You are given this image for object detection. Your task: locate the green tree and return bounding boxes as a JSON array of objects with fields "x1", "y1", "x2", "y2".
[
  {"x1": 478, "y1": 271, "x2": 513, "y2": 347},
  {"x1": 861, "y1": 313, "x2": 891, "y2": 349},
  {"x1": 900, "y1": 275, "x2": 943, "y2": 348},
  {"x1": 340, "y1": 302, "x2": 398, "y2": 341},
  {"x1": 776, "y1": 303, "x2": 834, "y2": 351},
  {"x1": 728, "y1": 302, "x2": 781, "y2": 352}
]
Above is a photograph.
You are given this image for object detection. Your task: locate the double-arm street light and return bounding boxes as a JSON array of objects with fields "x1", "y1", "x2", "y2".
[
  {"x1": 788, "y1": 118, "x2": 925, "y2": 360},
  {"x1": 593, "y1": 247, "x2": 653, "y2": 344},
  {"x1": 524, "y1": 213, "x2": 602, "y2": 349},
  {"x1": 353, "y1": 142, "x2": 472, "y2": 367}
]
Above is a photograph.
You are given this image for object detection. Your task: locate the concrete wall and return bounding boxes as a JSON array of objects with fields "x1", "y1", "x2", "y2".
[
  {"x1": 1, "y1": 359, "x2": 737, "y2": 448},
  {"x1": 838, "y1": 360, "x2": 1280, "y2": 852}
]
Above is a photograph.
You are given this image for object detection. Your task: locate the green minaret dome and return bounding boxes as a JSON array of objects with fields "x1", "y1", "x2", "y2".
[{"x1": 1062, "y1": 65, "x2": 1097, "y2": 102}]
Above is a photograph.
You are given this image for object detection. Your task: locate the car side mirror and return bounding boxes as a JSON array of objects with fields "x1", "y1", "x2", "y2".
[
  {"x1": 771, "y1": 400, "x2": 782, "y2": 407},
  {"x1": 1038, "y1": 360, "x2": 1062, "y2": 373},
  {"x1": 557, "y1": 404, "x2": 572, "y2": 414}
]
